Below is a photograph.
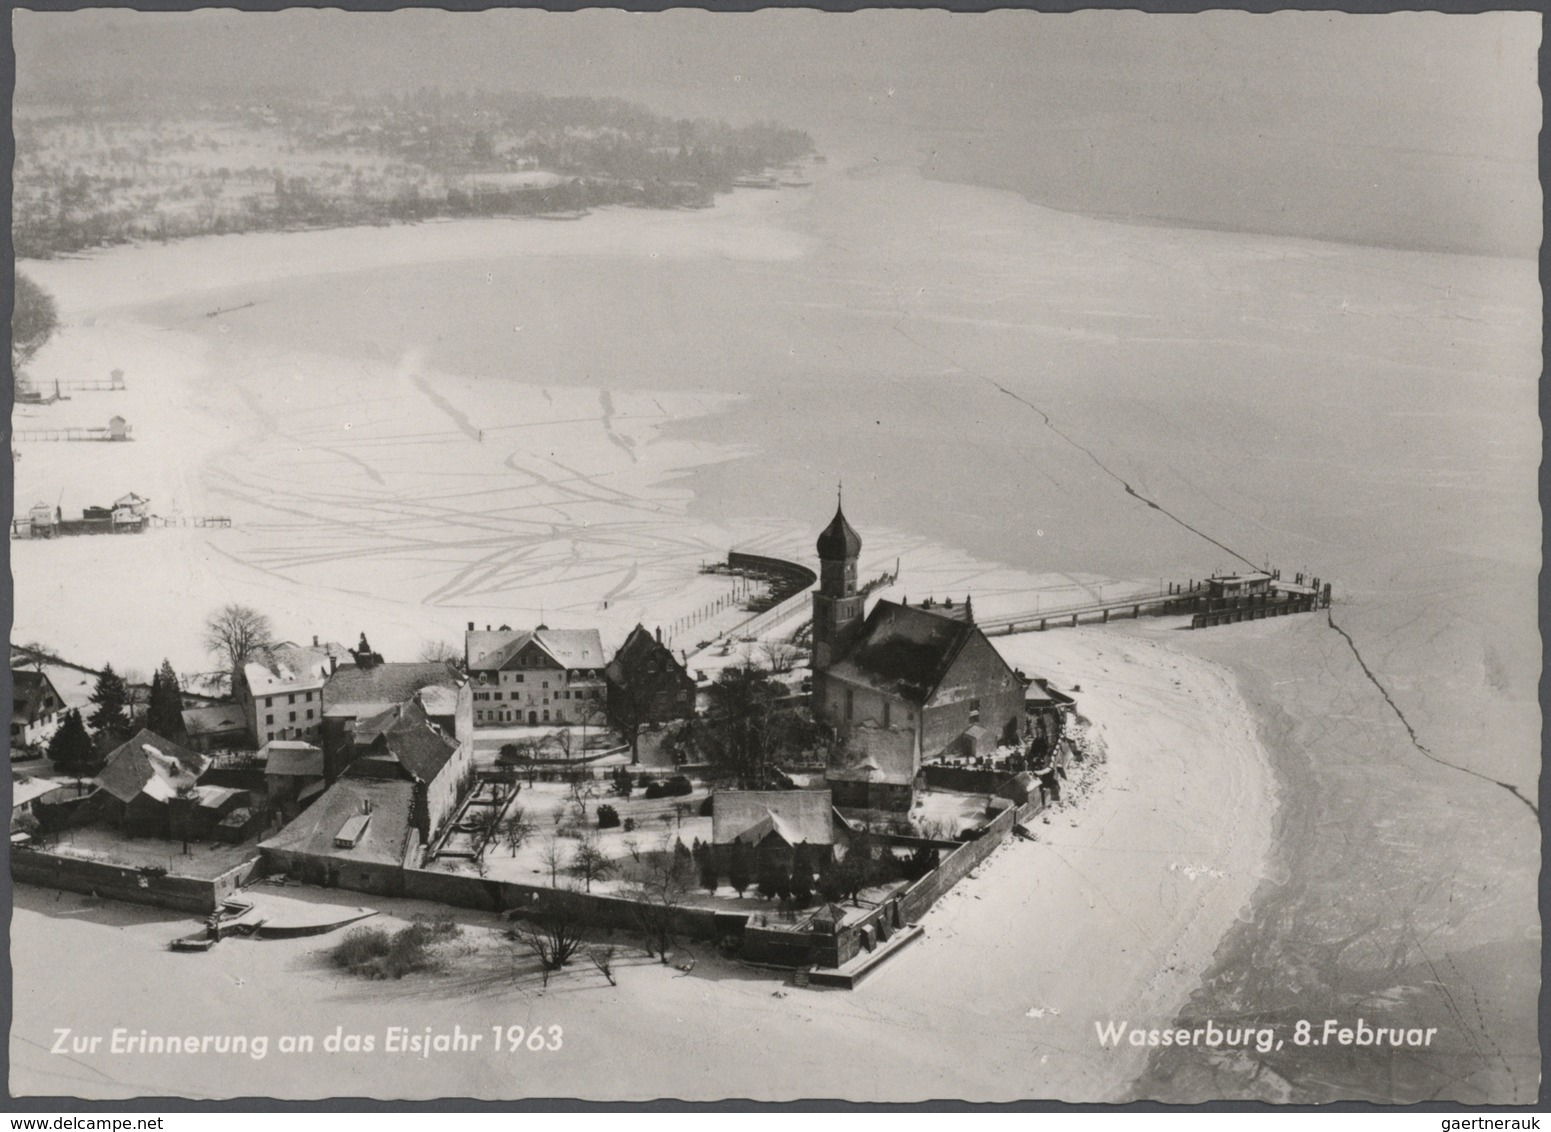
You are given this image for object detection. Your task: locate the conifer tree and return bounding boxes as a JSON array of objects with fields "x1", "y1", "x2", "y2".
[
  {"x1": 87, "y1": 664, "x2": 131, "y2": 747},
  {"x1": 145, "y1": 659, "x2": 186, "y2": 741},
  {"x1": 47, "y1": 710, "x2": 97, "y2": 779}
]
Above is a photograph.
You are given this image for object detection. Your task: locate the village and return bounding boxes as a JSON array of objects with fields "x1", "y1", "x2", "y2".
[
  {"x1": 9, "y1": 501, "x2": 1133, "y2": 988},
  {"x1": 10, "y1": 497, "x2": 1334, "y2": 989}
]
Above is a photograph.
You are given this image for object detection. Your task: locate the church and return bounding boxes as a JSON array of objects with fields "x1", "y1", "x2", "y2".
[{"x1": 809, "y1": 501, "x2": 1028, "y2": 810}]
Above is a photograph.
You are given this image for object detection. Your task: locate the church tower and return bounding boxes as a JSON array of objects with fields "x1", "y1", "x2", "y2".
[{"x1": 812, "y1": 497, "x2": 866, "y2": 673}]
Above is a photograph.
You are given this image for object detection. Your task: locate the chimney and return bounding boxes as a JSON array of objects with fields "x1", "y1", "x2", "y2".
[
  {"x1": 655, "y1": 626, "x2": 662, "y2": 644},
  {"x1": 964, "y1": 594, "x2": 974, "y2": 623},
  {"x1": 313, "y1": 635, "x2": 319, "y2": 647},
  {"x1": 467, "y1": 621, "x2": 475, "y2": 632}
]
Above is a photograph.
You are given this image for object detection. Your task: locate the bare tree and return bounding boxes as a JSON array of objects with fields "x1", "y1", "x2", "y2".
[
  {"x1": 570, "y1": 832, "x2": 614, "y2": 893},
  {"x1": 471, "y1": 805, "x2": 504, "y2": 860},
  {"x1": 417, "y1": 639, "x2": 465, "y2": 670},
  {"x1": 577, "y1": 697, "x2": 606, "y2": 757},
  {"x1": 587, "y1": 945, "x2": 617, "y2": 986},
  {"x1": 760, "y1": 639, "x2": 801, "y2": 675},
  {"x1": 501, "y1": 807, "x2": 534, "y2": 856},
  {"x1": 549, "y1": 728, "x2": 574, "y2": 763},
  {"x1": 567, "y1": 771, "x2": 594, "y2": 821},
  {"x1": 539, "y1": 836, "x2": 571, "y2": 887},
  {"x1": 510, "y1": 910, "x2": 587, "y2": 986},
  {"x1": 672, "y1": 800, "x2": 694, "y2": 830},
  {"x1": 203, "y1": 604, "x2": 274, "y2": 690},
  {"x1": 626, "y1": 832, "x2": 697, "y2": 963}
]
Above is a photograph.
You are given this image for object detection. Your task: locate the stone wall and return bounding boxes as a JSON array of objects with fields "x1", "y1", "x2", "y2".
[{"x1": 12, "y1": 845, "x2": 262, "y2": 914}]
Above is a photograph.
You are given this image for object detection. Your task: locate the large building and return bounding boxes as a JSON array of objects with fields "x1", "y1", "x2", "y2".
[
  {"x1": 605, "y1": 624, "x2": 696, "y2": 729},
  {"x1": 464, "y1": 624, "x2": 606, "y2": 728},
  {"x1": 234, "y1": 640, "x2": 348, "y2": 747},
  {"x1": 810, "y1": 503, "x2": 1027, "y2": 809}
]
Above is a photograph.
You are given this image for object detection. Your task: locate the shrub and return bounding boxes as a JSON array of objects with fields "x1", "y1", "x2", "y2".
[
  {"x1": 637, "y1": 772, "x2": 654, "y2": 789},
  {"x1": 330, "y1": 917, "x2": 459, "y2": 980},
  {"x1": 596, "y1": 804, "x2": 621, "y2": 829},
  {"x1": 330, "y1": 927, "x2": 391, "y2": 971},
  {"x1": 643, "y1": 781, "x2": 665, "y2": 799},
  {"x1": 665, "y1": 775, "x2": 693, "y2": 797},
  {"x1": 623, "y1": 816, "x2": 636, "y2": 832},
  {"x1": 698, "y1": 794, "x2": 714, "y2": 817}
]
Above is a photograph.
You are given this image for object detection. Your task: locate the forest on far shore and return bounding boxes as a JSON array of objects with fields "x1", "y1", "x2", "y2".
[{"x1": 15, "y1": 88, "x2": 816, "y2": 259}]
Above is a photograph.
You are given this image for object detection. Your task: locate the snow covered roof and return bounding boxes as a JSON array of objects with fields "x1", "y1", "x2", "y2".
[
  {"x1": 261, "y1": 741, "x2": 325, "y2": 778},
  {"x1": 261, "y1": 776, "x2": 416, "y2": 866},
  {"x1": 712, "y1": 790, "x2": 835, "y2": 847},
  {"x1": 322, "y1": 661, "x2": 458, "y2": 720},
  {"x1": 244, "y1": 643, "x2": 341, "y2": 696},
  {"x1": 825, "y1": 600, "x2": 978, "y2": 705},
  {"x1": 466, "y1": 628, "x2": 604, "y2": 673},
  {"x1": 94, "y1": 729, "x2": 210, "y2": 805},
  {"x1": 181, "y1": 704, "x2": 248, "y2": 738}
]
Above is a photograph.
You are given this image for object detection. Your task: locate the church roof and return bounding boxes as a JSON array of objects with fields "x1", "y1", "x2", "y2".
[
  {"x1": 816, "y1": 503, "x2": 862, "y2": 560},
  {"x1": 825, "y1": 600, "x2": 977, "y2": 705}
]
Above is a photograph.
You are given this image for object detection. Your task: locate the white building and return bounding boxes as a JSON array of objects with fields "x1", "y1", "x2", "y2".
[{"x1": 463, "y1": 623, "x2": 606, "y2": 728}]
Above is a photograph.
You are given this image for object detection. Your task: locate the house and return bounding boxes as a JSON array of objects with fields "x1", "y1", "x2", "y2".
[
  {"x1": 605, "y1": 624, "x2": 696, "y2": 730},
  {"x1": 464, "y1": 623, "x2": 606, "y2": 728},
  {"x1": 11, "y1": 773, "x2": 64, "y2": 832},
  {"x1": 1207, "y1": 572, "x2": 1272, "y2": 600},
  {"x1": 93, "y1": 729, "x2": 212, "y2": 838},
  {"x1": 809, "y1": 503, "x2": 1026, "y2": 810},
  {"x1": 711, "y1": 789, "x2": 838, "y2": 873},
  {"x1": 825, "y1": 724, "x2": 918, "y2": 811},
  {"x1": 1022, "y1": 676, "x2": 1073, "y2": 763},
  {"x1": 258, "y1": 775, "x2": 420, "y2": 894},
  {"x1": 107, "y1": 415, "x2": 130, "y2": 441},
  {"x1": 235, "y1": 639, "x2": 347, "y2": 746},
  {"x1": 320, "y1": 654, "x2": 463, "y2": 779},
  {"x1": 262, "y1": 740, "x2": 327, "y2": 817},
  {"x1": 11, "y1": 667, "x2": 65, "y2": 748},
  {"x1": 342, "y1": 698, "x2": 471, "y2": 848},
  {"x1": 180, "y1": 704, "x2": 250, "y2": 753}
]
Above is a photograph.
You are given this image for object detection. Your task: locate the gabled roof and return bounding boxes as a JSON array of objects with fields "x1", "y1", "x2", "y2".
[
  {"x1": 712, "y1": 790, "x2": 835, "y2": 847},
  {"x1": 11, "y1": 668, "x2": 63, "y2": 724},
  {"x1": 466, "y1": 627, "x2": 605, "y2": 673},
  {"x1": 825, "y1": 600, "x2": 978, "y2": 705},
  {"x1": 262, "y1": 740, "x2": 325, "y2": 778},
  {"x1": 94, "y1": 729, "x2": 210, "y2": 805},
  {"x1": 347, "y1": 698, "x2": 458, "y2": 785},
  {"x1": 827, "y1": 723, "x2": 917, "y2": 786},
  {"x1": 260, "y1": 776, "x2": 416, "y2": 866},
  {"x1": 605, "y1": 624, "x2": 687, "y2": 685},
  {"x1": 323, "y1": 661, "x2": 458, "y2": 720},
  {"x1": 181, "y1": 704, "x2": 248, "y2": 738},
  {"x1": 243, "y1": 643, "x2": 342, "y2": 696}
]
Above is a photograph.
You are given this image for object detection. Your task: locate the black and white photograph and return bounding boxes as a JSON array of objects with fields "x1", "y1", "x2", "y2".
[{"x1": 5, "y1": 6, "x2": 1542, "y2": 1106}]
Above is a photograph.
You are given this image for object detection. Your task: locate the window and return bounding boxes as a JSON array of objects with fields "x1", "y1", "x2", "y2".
[
  {"x1": 514, "y1": 674, "x2": 523, "y2": 683},
  {"x1": 542, "y1": 710, "x2": 549, "y2": 722},
  {"x1": 289, "y1": 711, "x2": 297, "y2": 723},
  {"x1": 305, "y1": 691, "x2": 314, "y2": 702},
  {"x1": 306, "y1": 709, "x2": 313, "y2": 720},
  {"x1": 264, "y1": 696, "x2": 273, "y2": 708},
  {"x1": 288, "y1": 693, "x2": 296, "y2": 705},
  {"x1": 476, "y1": 710, "x2": 484, "y2": 722},
  {"x1": 494, "y1": 692, "x2": 503, "y2": 701},
  {"x1": 969, "y1": 698, "x2": 981, "y2": 723},
  {"x1": 265, "y1": 714, "x2": 274, "y2": 725}
]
